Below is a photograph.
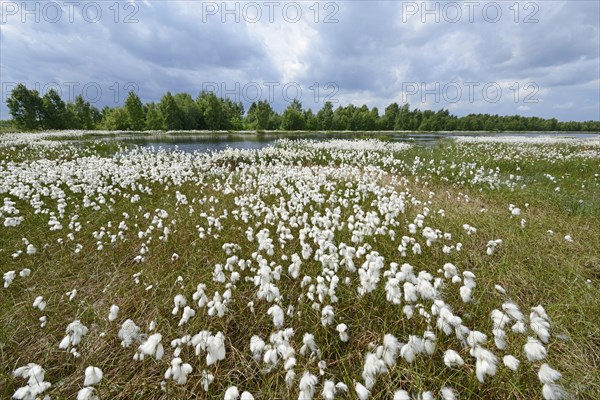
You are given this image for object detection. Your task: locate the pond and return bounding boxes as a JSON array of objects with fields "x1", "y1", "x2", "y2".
[{"x1": 100, "y1": 131, "x2": 599, "y2": 153}]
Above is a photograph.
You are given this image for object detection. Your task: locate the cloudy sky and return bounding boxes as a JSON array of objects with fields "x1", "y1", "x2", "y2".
[{"x1": 1, "y1": 0, "x2": 599, "y2": 121}]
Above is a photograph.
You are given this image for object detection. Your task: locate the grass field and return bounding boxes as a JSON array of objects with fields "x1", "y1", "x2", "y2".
[{"x1": 1, "y1": 135, "x2": 599, "y2": 400}]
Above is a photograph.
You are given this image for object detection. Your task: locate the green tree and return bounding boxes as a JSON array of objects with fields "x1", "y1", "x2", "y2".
[
  {"x1": 145, "y1": 102, "x2": 165, "y2": 130},
  {"x1": 369, "y1": 107, "x2": 380, "y2": 130},
  {"x1": 221, "y1": 98, "x2": 244, "y2": 130},
  {"x1": 281, "y1": 99, "x2": 305, "y2": 131},
  {"x1": 102, "y1": 107, "x2": 130, "y2": 130},
  {"x1": 245, "y1": 102, "x2": 258, "y2": 129},
  {"x1": 394, "y1": 103, "x2": 411, "y2": 130},
  {"x1": 41, "y1": 89, "x2": 67, "y2": 130},
  {"x1": 267, "y1": 112, "x2": 282, "y2": 130},
  {"x1": 332, "y1": 105, "x2": 349, "y2": 130},
  {"x1": 159, "y1": 92, "x2": 184, "y2": 130},
  {"x1": 383, "y1": 103, "x2": 399, "y2": 130},
  {"x1": 71, "y1": 95, "x2": 94, "y2": 129},
  {"x1": 304, "y1": 109, "x2": 318, "y2": 131},
  {"x1": 90, "y1": 106, "x2": 102, "y2": 127},
  {"x1": 174, "y1": 93, "x2": 203, "y2": 130},
  {"x1": 246, "y1": 100, "x2": 274, "y2": 130},
  {"x1": 350, "y1": 105, "x2": 372, "y2": 130},
  {"x1": 197, "y1": 91, "x2": 224, "y2": 130},
  {"x1": 418, "y1": 117, "x2": 435, "y2": 131},
  {"x1": 316, "y1": 101, "x2": 334, "y2": 130},
  {"x1": 124, "y1": 91, "x2": 145, "y2": 131},
  {"x1": 6, "y1": 84, "x2": 43, "y2": 130}
]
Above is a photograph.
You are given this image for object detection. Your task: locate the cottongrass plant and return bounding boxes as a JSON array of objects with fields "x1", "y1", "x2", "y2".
[{"x1": 12, "y1": 364, "x2": 51, "y2": 400}]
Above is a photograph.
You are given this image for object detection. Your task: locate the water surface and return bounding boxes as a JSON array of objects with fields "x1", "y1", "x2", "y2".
[{"x1": 98, "y1": 132, "x2": 599, "y2": 153}]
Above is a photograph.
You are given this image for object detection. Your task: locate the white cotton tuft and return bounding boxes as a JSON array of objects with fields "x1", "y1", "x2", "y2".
[
  {"x1": 493, "y1": 328, "x2": 507, "y2": 350},
  {"x1": 283, "y1": 357, "x2": 296, "y2": 371},
  {"x1": 224, "y1": 386, "x2": 240, "y2": 400},
  {"x1": 138, "y1": 333, "x2": 164, "y2": 360},
  {"x1": 503, "y1": 355, "x2": 520, "y2": 371},
  {"x1": 267, "y1": 304, "x2": 285, "y2": 328},
  {"x1": 412, "y1": 243, "x2": 422, "y2": 255},
  {"x1": 524, "y1": 337, "x2": 547, "y2": 362},
  {"x1": 494, "y1": 284, "x2": 506, "y2": 294},
  {"x1": 250, "y1": 335, "x2": 266, "y2": 361},
  {"x1": 298, "y1": 371, "x2": 318, "y2": 400},
  {"x1": 355, "y1": 382, "x2": 371, "y2": 400},
  {"x1": 490, "y1": 309, "x2": 510, "y2": 330},
  {"x1": 538, "y1": 363, "x2": 562, "y2": 384},
  {"x1": 240, "y1": 392, "x2": 255, "y2": 400},
  {"x1": 473, "y1": 346, "x2": 498, "y2": 383},
  {"x1": 459, "y1": 285, "x2": 472, "y2": 303},
  {"x1": 318, "y1": 360, "x2": 327, "y2": 375},
  {"x1": 486, "y1": 239, "x2": 502, "y2": 255},
  {"x1": 12, "y1": 363, "x2": 52, "y2": 399},
  {"x1": 440, "y1": 386, "x2": 457, "y2": 400},
  {"x1": 59, "y1": 335, "x2": 71, "y2": 349},
  {"x1": 502, "y1": 302, "x2": 524, "y2": 321},
  {"x1": 511, "y1": 321, "x2": 527, "y2": 334},
  {"x1": 443, "y1": 349, "x2": 464, "y2": 368},
  {"x1": 67, "y1": 289, "x2": 77, "y2": 301},
  {"x1": 164, "y1": 357, "x2": 193, "y2": 385},
  {"x1": 362, "y1": 352, "x2": 385, "y2": 389},
  {"x1": 206, "y1": 331, "x2": 226, "y2": 366},
  {"x1": 420, "y1": 391, "x2": 435, "y2": 400},
  {"x1": 335, "y1": 382, "x2": 349, "y2": 393},
  {"x1": 402, "y1": 305, "x2": 414, "y2": 319},
  {"x1": 200, "y1": 370, "x2": 214, "y2": 392},
  {"x1": 531, "y1": 305, "x2": 549, "y2": 320},
  {"x1": 32, "y1": 296, "x2": 46, "y2": 310},
  {"x1": 400, "y1": 336, "x2": 422, "y2": 364},
  {"x1": 59, "y1": 320, "x2": 88, "y2": 351},
  {"x1": 83, "y1": 366, "x2": 103, "y2": 386},
  {"x1": 119, "y1": 319, "x2": 141, "y2": 347},
  {"x1": 443, "y1": 263, "x2": 458, "y2": 278},
  {"x1": 466, "y1": 331, "x2": 487, "y2": 347},
  {"x1": 172, "y1": 294, "x2": 187, "y2": 315},
  {"x1": 403, "y1": 282, "x2": 418, "y2": 303},
  {"x1": 286, "y1": 369, "x2": 296, "y2": 388},
  {"x1": 393, "y1": 390, "x2": 411, "y2": 400},
  {"x1": 542, "y1": 383, "x2": 566, "y2": 400},
  {"x1": 108, "y1": 304, "x2": 119, "y2": 321},
  {"x1": 320, "y1": 305, "x2": 335, "y2": 326},
  {"x1": 4, "y1": 270, "x2": 16, "y2": 288},
  {"x1": 336, "y1": 323, "x2": 349, "y2": 342},
  {"x1": 382, "y1": 334, "x2": 400, "y2": 367},
  {"x1": 26, "y1": 244, "x2": 37, "y2": 255},
  {"x1": 178, "y1": 306, "x2": 196, "y2": 326},
  {"x1": 77, "y1": 387, "x2": 99, "y2": 400},
  {"x1": 300, "y1": 333, "x2": 320, "y2": 358},
  {"x1": 322, "y1": 380, "x2": 336, "y2": 400},
  {"x1": 530, "y1": 315, "x2": 551, "y2": 343}
]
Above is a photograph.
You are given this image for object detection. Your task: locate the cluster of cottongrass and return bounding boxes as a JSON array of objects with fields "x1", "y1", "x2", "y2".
[{"x1": 2, "y1": 136, "x2": 596, "y2": 399}]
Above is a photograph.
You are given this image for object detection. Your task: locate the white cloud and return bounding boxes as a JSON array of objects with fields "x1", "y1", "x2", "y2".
[{"x1": 553, "y1": 102, "x2": 575, "y2": 110}]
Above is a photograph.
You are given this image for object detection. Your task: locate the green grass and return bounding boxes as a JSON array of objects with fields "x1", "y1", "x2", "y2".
[{"x1": 0, "y1": 140, "x2": 599, "y2": 399}]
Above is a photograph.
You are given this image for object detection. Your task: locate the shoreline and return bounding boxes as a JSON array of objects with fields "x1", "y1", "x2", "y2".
[{"x1": 2, "y1": 129, "x2": 600, "y2": 140}]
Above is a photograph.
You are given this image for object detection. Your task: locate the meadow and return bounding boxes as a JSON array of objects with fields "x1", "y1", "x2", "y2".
[{"x1": 1, "y1": 134, "x2": 599, "y2": 400}]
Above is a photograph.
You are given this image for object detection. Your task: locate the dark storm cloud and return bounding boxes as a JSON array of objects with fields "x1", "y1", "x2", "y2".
[{"x1": 1, "y1": 0, "x2": 598, "y2": 121}]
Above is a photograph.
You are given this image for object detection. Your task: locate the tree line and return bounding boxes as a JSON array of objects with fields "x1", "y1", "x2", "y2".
[{"x1": 6, "y1": 83, "x2": 600, "y2": 132}]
